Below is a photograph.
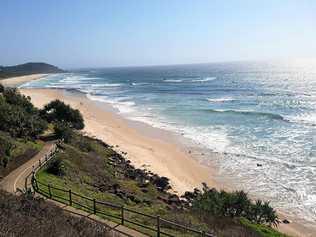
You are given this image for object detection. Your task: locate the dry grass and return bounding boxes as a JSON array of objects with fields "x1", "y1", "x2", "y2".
[{"x1": 0, "y1": 190, "x2": 112, "y2": 237}]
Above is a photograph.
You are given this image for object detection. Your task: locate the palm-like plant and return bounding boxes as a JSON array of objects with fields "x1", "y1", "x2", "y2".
[{"x1": 190, "y1": 186, "x2": 280, "y2": 226}]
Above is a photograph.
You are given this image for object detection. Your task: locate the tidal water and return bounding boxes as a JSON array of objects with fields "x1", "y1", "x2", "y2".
[{"x1": 22, "y1": 61, "x2": 316, "y2": 223}]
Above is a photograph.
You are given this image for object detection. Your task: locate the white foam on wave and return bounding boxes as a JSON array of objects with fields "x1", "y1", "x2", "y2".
[
  {"x1": 123, "y1": 109, "x2": 231, "y2": 154},
  {"x1": 163, "y1": 79, "x2": 183, "y2": 83},
  {"x1": 287, "y1": 112, "x2": 316, "y2": 126},
  {"x1": 181, "y1": 126, "x2": 231, "y2": 153},
  {"x1": 131, "y1": 82, "x2": 150, "y2": 86},
  {"x1": 192, "y1": 77, "x2": 216, "y2": 82},
  {"x1": 207, "y1": 97, "x2": 235, "y2": 103},
  {"x1": 87, "y1": 94, "x2": 136, "y2": 114},
  {"x1": 91, "y1": 83, "x2": 122, "y2": 88}
]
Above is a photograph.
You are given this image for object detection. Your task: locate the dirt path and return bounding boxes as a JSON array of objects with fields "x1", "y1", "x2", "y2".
[{"x1": 0, "y1": 142, "x2": 55, "y2": 193}]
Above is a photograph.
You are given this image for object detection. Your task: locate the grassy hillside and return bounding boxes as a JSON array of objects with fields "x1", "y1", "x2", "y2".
[
  {"x1": 36, "y1": 133, "x2": 287, "y2": 237},
  {"x1": 0, "y1": 189, "x2": 111, "y2": 237},
  {"x1": 0, "y1": 131, "x2": 44, "y2": 178},
  {"x1": 0, "y1": 62, "x2": 64, "y2": 79}
]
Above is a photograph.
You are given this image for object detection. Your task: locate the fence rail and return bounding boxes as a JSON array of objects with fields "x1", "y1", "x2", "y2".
[{"x1": 27, "y1": 140, "x2": 213, "y2": 237}]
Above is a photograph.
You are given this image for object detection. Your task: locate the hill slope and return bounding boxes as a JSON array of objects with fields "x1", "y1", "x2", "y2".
[
  {"x1": 0, "y1": 190, "x2": 111, "y2": 237},
  {"x1": 0, "y1": 62, "x2": 64, "y2": 79}
]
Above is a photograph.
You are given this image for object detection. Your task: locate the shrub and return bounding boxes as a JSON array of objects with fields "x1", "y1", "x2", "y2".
[
  {"x1": 0, "y1": 135, "x2": 13, "y2": 167},
  {"x1": 0, "y1": 83, "x2": 4, "y2": 93},
  {"x1": 54, "y1": 122, "x2": 73, "y2": 143},
  {"x1": 3, "y1": 87, "x2": 35, "y2": 113},
  {"x1": 46, "y1": 157, "x2": 65, "y2": 176},
  {"x1": 0, "y1": 96, "x2": 47, "y2": 138},
  {"x1": 40, "y1": 100, "x2": 84, "y2": 130},
  {"x1": 77, "y1": 136, "x2": 93, "y2": 152},
  {"x1": 188, "y1": 185, "x2": 279, "y2": 226}
]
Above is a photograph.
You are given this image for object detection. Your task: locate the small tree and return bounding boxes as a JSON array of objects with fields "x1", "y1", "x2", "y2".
[
  {"x1": 3, "y1": 87, "x2": 35, "y2": 113},
  {"x1": 54, "y1": 122, "x2": 73, "y2": 143},
  {"x1": 0, "y1": 83, "x2": 4, "y2": 93},
  {"x1": 40, "y1": 100, "x2": 84, "y2": 130},
  {"x1": 0, "y1": 97, "x2": 47, "y2": 138}
]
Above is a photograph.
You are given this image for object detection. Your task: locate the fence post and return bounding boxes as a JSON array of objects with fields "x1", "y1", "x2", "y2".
[
  {"x1": 121, "y1": 205, "x2": 124, "y2": 225},
  {"x1": 39, "y1": 159, "x2": 41, "y2": 167},
  {"x1": 69, "y1": 190, "x2": 72, "y2": 206},
  {"x1": 157, "y1": 215, "x2": 160, "y2": 237},
  {"x1": 93, "y1": 199, "x2": 96, "y2": 214},
  {"x1": 25, "y1": 177, "x2": 28, "y2": 191},
  {"x1": 34, "y1": 178, "x2": 39, "y2": 191},
  {"x1": 48, "y1": 184, "x2": 52, "y2": 198}
]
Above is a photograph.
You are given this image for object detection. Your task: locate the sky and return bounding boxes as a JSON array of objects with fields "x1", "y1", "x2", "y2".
[{"x1": 1, "y1": 0, "x2": 316, "y2": 69}]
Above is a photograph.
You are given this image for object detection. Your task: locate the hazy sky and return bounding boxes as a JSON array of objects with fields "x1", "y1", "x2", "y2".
[{"x1": 1, "y1": 0, "x2": 316, "y2": 68}]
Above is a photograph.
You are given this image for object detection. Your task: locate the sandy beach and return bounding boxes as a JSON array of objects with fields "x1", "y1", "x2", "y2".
[
  {"x1": 0, "y1": 74, "x2": 48, "y2": 87},
  {"x1": 2, "y1": 74, "x2": 313, "y2": 236},
  {"x1": 21, "y1": 88, "x2": 216, "y2": 194}
]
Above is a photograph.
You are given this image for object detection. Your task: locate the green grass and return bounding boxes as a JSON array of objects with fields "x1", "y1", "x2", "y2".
[
  {"x1": 11, "y1": 139, "x2": 44, "y2": 157},
  {"x1": 240, "y1": 218, "x2": 287, "y2": 237}
]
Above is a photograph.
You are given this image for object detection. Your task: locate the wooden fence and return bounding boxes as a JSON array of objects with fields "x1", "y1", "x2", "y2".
[{"x1": 27, "y1": 141, "x2": 213, "y2": 237}]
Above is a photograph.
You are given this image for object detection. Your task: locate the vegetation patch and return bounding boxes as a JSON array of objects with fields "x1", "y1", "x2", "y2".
[
  {"x1": 0, "y1": 189, "x2": 111, "y2": 237},
  {"x1": 0, "y1": 131, "x2": 44, "y2": 178},
  {"x1": 37, "y1": 133, "x2": 287, "y2": 237}
]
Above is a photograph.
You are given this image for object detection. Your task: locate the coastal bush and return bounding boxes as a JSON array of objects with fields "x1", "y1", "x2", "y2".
[
  {"x1": 40, "y1": 99, "x2": 84, "y2": 130},
  {"x1": 3, "y1": 87, "x2": 35, "y2": 113},
  {"x1": 0, "y1": 135, "x2": 13, "y2": 167},
  {"x1": 46, "y1": 157, "x2": 65, "y2": 176},
  {"x1": 54, "y1": 121, "x2": 74, "y2": 143},
  {"x1": 0, "y1": 94, "x2": 47, "y2": 138},
  {"x1": 0, "y1": 83, "x2": 4, "y2": 93},
  {"x1": 189, "y1": 184, "x2": 280, "y2": 227}
]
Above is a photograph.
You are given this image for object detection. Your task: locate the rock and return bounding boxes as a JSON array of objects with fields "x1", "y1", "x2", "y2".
[
  {"x1": 151, "y1": 176, "x2": 171, "y2": 191},
  {"x1": 282, "y1": 219, "x2": 291, "y2": 224},
  {"x1": 257, "y1": 163, "x2": 262, "y2": 167},
  {"x1": 168, "y1": 194, "x2": 181, "y2": 206}
]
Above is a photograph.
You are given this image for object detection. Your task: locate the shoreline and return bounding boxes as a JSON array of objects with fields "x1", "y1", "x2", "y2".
[
  {"x1": 5, "y1": 74, "x2": 314, "y2": 236},
  {"x1": 20, "y1": 88, "x2": 217, "y2": 195},
  {"x1": 0, "y1": 74, "x2": 48, "y2": 87}
]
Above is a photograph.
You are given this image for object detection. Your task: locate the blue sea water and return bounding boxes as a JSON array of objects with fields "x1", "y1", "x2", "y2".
[{"x1": 21, "y1": 61, "x2": 316, "y2": 223}]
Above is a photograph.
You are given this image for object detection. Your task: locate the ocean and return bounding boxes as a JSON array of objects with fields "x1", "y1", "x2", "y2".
[{"x1": 21, "y1": 61, "x2": 316, "y2": 224}]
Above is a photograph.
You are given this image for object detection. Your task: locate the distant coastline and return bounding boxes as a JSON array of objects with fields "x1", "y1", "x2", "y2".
[{"x1": 0, "y1": 62, "x2": 64, "y2": 79}]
